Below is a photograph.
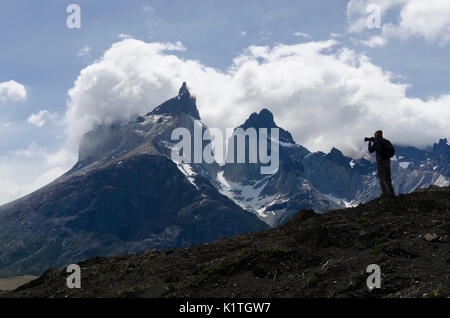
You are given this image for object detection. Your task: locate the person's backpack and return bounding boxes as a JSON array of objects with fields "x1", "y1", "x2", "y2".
[{"x1": 379, "y1": 138, "x2": 395, "y2": 159}]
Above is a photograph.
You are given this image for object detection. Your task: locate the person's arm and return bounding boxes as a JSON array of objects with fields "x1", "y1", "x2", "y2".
[{"x1": 368, "y1": 139, "x2": 378, "y2": 153}]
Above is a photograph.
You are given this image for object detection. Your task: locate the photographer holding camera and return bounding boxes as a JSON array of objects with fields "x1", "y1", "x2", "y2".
[{"x1": 366, "y1": 130, "x2": 396, "y2": 199}]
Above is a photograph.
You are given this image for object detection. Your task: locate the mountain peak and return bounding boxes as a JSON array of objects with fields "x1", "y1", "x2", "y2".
[
  {"x1": 244, "y1": 108, "x2": 276, "y2": 128},
  {"x1": 239, "y1": 108, "x2": 295, "y2": 144},
  {"x1": 432, "y1": 138, "x2": 449, "y2": 163},
  {"x1": 149, "y1": 82, "x2": 200, "y2": 120},
  {"x1": 325, "y1": 147, "x2": 350, "y2": 166},
  {"x1": 178, "y1": 81, "x2": 189, "y2": 97}
]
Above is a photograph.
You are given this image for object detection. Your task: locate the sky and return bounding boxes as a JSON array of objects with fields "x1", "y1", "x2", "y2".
[{"x1": 0, "y1": 0, "x2": 449, "y2": 204}]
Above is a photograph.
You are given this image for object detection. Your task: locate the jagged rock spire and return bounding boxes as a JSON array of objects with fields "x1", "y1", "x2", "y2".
[
  {"x1": 149, "y1": 82, "x2": 200, "y2": 120},
  {"x1": 178, "y1": 81, "x2": 189, "y2": 97}
]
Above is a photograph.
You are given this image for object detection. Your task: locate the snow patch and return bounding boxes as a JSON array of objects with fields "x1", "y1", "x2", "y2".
[
  {"x1": 216, "y1": 171, "x2": 284, "y2": 222},
  {"x1": 176, "y1": 163, "x2": 198, "y2": 189},
  {"x1": 434, "y1": 175, "x2": 449, "y2": 187},
  {"x1": 279, "y1": 140, "x2": 296, "y2": 147},
  {"x1": 166, "y1": 139, "x2": 199, "y2": 189},
  {"x1": 140, "y1": 114, "x2": 171, "y2": 126},
  {"x1": 324, "y1": 194, "x2": 358, "y2": 208},
  {"x1": 399, "y1": 162, "x2": 410, "y2": 169}
]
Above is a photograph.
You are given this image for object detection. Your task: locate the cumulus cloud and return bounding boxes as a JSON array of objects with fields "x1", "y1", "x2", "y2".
[
  {"x1": 65, "y1": 40, "x2": 188, "y2": 144},
  {"x1": 347, "y1": 0, "x2": 450, "y2": 46},
  {"x1": 0, "y1": 80, "x2": 27, "y2": 103},
  {"x1": 383, "y1": 0, "x2": 450, "y2": 46},
  {"x1": 64, "y1": 38, "x2": 450, "y2": 158},
  {"x1": 27, "y1": 110, "x2": 59, "y2": 128}
]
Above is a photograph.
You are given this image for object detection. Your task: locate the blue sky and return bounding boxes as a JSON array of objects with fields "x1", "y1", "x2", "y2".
[{"x1": 0, "y1": 0, "x2": 449, "y2": 204}]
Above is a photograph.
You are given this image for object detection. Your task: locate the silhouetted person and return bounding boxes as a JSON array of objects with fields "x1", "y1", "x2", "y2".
[{"x1": 368, "y1": 130, "x2": 396, "y2": 198}]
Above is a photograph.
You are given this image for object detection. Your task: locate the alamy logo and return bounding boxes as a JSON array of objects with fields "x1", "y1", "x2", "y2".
[
  {"x1": 171, "y1": 126, "x2": 279, "y2": 174},
  {"x1": 366, "y1": 264, "x2": 381, "y2": 290},
  {"x1": 66, "y1": 264, "x2": 81, "y2": 289},
  {"x1": 366, "y1": 4, "x2": 381, "y2": 29},
  {"x1": 66, "y1": 4, "x2": 81, "y2": 29}
]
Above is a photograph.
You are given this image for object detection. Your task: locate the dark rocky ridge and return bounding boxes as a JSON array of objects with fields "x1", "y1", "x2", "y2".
[{"x1": 5, "y1": 186, "x2": 449, "y2": 298}]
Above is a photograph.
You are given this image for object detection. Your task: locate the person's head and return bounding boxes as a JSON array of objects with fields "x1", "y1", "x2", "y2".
[{"x1": 374, "y1": 130, "x2": 383, "y2": 139}]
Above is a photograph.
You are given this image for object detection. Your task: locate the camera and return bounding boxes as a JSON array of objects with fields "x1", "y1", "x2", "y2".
[{"x1": 364, "y1": 137, "x2": 375, "y2": 142}]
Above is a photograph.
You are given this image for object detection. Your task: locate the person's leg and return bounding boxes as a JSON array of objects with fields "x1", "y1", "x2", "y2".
[
  {"x1": 384, "y1": 160, "x2": 396, "y2": 197},
  {"x1": 377, "y1": 162, "x2": 388, "y2": 197}
]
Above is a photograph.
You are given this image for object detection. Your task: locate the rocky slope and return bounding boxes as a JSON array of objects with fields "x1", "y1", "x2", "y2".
[{"x1": 6, "y1": 185, "x2": 449, "y2": 298}]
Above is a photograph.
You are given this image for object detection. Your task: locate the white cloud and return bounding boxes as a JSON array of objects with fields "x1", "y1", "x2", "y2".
[
  {"x1": 65, "y1": 40, "x2": 187, "y2": 144},
  {"x1": 118, "y1": 33, "x2": 133, "y2": 39},
  {"x1": 65, "y1": 38, "x2": 450, "y2": 158},
  {"x1": 77, "y1": 45, "x2": 91, "y2": 57},
  {"x1": 240, "y1": 31, "x2": 247, "y2": 37},
  {"x1": 294, "y1": 32, "x2": 312, "y2": 39},
  {"x1": 347, "y1": 0, "x2": 450, "y2": 46},
  {"x1": 330, "y1": 33, "x2": 343, "y2": 38},
  {"x1": 27, "y1": 110, "x2": 59, "y2": 128},
  {"x1": 0, "y1": 142, "x2": 76, "y2": 205},
  {"x1": 0, "y1": 80, "x2": 27, "y2": 103},
  {"x1": 360, "y1": 35, "x2": 387, "y2": 47},
  {"x1": 382, "y1": 0, "x2": 450, "y2": 46}
]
